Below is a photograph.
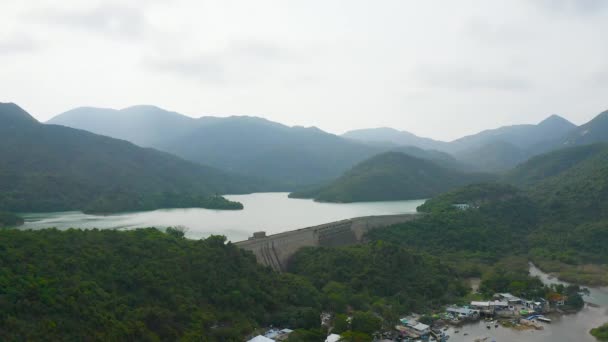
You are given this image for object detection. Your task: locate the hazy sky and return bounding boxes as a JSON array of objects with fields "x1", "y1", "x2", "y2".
[{"x1": 2, "y1": 0, "x2": 608, "y2": 140}]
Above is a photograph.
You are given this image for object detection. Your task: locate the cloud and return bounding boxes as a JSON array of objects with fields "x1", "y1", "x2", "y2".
[
  {"x1": 33, "y1": 3, "x2": 148, "y2": 39},
  {"x1": 147, "y1": 40, "x2": 292, "y2": 84},
  {"x1": 413, "y1": 65, "x2": 531, "y2": 91},
  {"x1": 532, "y1": 0, "x2": 608, "y2": 14},
  {"x1": 150, "y1": 55, "x2": 226, "y2": 84},
  {"x1": 0, "y1": 33, "x2": 39, "y2": 55}
]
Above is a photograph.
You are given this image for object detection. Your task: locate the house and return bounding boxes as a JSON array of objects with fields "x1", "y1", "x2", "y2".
[
  {"x1": 548, "y1": 293, "x2": 567, "y2": 306},
  {"x1": 524, "y1": 300, "x2": 545, "y2": 312},
  {"x1": 452, "y1": 203, "x2": 471, "y2": 210},
  {"x1": 447, "y1": 306, "x2": 479, "y2": 319},
  {"x1": 411, "y1": 322, "x2": 430, "y2": 335},
  {"x1": 496, "y1": 293, "x2": 523, "y2": 304},
  {"x1": 247, "y1": 335, "x2": 275, "y2": 342},
  {"x1": 325, "y1": 333, "x2": 341, "y2": 342},
  {"x1": 470, "y1": 300, "x2": 508, "y2": 314},
  {"x1": 263, "y1": 328, "x2": 293, "y2": 341}
]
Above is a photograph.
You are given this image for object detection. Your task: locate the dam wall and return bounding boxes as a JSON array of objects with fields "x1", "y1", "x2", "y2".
[{"x1": 234, "y1": 214, "x2": 419, "y2": 271}]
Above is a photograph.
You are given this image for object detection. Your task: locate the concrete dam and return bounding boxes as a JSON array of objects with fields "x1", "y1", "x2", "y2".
[{"x1": 234, "y1": 214, "x2": 419, "y2": 271}]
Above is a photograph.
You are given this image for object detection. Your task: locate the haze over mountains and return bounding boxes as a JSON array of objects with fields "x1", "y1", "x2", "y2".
[
  {"x1": 49, "y1": 106, "x2": 464, "y2": 187},
  {"x1": 49, "y1": 105, "x2": 608, "y2": 182}
]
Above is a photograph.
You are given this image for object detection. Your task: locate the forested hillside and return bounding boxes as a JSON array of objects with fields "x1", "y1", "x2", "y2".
[
  {"x1": 369, "y1": 177, "x2": 608, "y2": 285},
  {"x1": 0, "y1": 228, "x2": 468, "y2": 340},
  {"x1": 0, "y1": 228, "x2": 322, "y2": 340},
  {"x1": 290, "y1": 152, "x2": 493, "y2": 202},
  {"x1": 504, "y1": 143, "x2": 608, "y2": 187},
  {"x1": 0, "y1": 103, "x2": 261, "y2": 213}
]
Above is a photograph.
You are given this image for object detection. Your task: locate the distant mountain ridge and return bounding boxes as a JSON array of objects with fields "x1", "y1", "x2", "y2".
[
  {"x1": 0, "y1": 103, "x2": 264, "y2": 213},
  {"x1": 344, "y1": 114, "x2": 578, "y2": 172},
  {"x1": 49, "y1": 106, "x2": 468, "y2": 187},
  {"x1": 50, "y1": 105, "x2": 608, "y2": 177},
  {"x1": 342, "y1": 127, "x2": 449, "y2": 151}
]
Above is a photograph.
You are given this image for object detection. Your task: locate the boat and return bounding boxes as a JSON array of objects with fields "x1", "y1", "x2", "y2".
[{"x1": 536, "y1": 316, "x2": 552, "y2": 323}]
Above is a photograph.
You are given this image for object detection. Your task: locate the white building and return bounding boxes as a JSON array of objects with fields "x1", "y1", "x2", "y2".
[
  {"x1": 411, "y1": 322, "x2": 430, "y2": 335},
  {"x1": 325, "y1": 333, "x2": 341, "y2": 342},
  {"x1": 247, "y1": 335, "x2": 275, "y2": 342}
]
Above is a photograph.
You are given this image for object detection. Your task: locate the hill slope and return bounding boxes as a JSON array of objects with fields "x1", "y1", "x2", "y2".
[
  {"x1": 450, "y1": 114, "x2": 576, "y2": 152},
  {"x1": 290, "y1": 152, "x2": 493, "y2": 202},
  {"x1": 504, "y1": 143, "x2": 608, "y2": 187},
  {"x1": 48, "y1": 105, "x2": 198, "y2": 147},
  {"x1": 0, "y1": 103, "x2": 262, "y2": 213},
  {"x1": 561, "y1": 110, "x2": 608, "y2": 147}
]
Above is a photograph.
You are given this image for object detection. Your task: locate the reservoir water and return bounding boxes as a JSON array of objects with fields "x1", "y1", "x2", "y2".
[
  {"x1": 446, "y1": 264, "x2": 608, "y2": 342},
  {"x1": 19, "y1": 192, "x2": 424, "y2": 241}
]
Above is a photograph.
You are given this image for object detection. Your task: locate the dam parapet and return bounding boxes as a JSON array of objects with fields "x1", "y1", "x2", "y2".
[{"x1": 235, "y1": 213, "x2": 419, "y2": 271}]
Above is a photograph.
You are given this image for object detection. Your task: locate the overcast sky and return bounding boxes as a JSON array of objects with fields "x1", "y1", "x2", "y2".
[{"x1": 2, "y1": 0, "x2": 608, "y2": 140}]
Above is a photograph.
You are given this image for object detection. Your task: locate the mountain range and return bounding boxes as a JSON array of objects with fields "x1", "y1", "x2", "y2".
[
  {"x1": 0, "y1": 103, "x2": 264, "y2": 213},
  {"x1": 48, "y1": 104, "x2": 608, "y2": 187},
  {"x1": 343, "y1": 114, "x2": 580, "y2": 172},
  {"x1": 49, "y1": 106, "x2": 465, "y2": 187}
]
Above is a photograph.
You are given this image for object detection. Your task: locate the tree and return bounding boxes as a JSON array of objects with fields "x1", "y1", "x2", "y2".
[
  {"x1": 350, "y1": 312, "x2": 381, "y2": 335},
  {"x1": 333, "y1": 314, "x2": 349, "y2": 334}
]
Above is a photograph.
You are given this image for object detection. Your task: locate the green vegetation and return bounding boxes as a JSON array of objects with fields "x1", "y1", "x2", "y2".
[
  {"x1": 0, "y1": 211, "x2": 24, "y2": 227},
  {"x1": 591, "y1": 323, "x2": 608, "y2": 341},
  {"x1": 370, "y1": 184, "x2": 538, "y2": 275},
  {"x1": 0, "y1": 103, "x2": 259, "y2": 214},
  {"x1": 288, "y1": 242, "x2": 468, "y2": 319},
  {"x1": 290, "y1": 152, "x2": 493, "y2": 202},
  {"x1": 369, "y1": 176, "x2": 608, "y2": 285},
  {"x1": 0, "y1": 227, "x2": 471, "y2": 340},
  {"x1": 0, "y1": 228, "x2": 322, "y2": 341}
]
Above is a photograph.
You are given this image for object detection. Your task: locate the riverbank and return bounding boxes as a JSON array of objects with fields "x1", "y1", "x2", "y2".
[
  {"x1": 531, "y1": 258, "x2": 608, "y2": 287},
  {"x1": 443, "y1": 264, "x2": 608, "y2": 342}
]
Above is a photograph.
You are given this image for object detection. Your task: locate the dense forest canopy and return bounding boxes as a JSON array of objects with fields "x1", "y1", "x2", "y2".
[
  {"x1": 0, "y1": 228, "x2": 323, "y2": 341},
  {"x1": 0, "y1": 228, "x2": 470, "y2": 340},
  {"x1": 0, "y1": 212, "x2": 24, "y2": 227},
  {"x1": 369, "y1": 178, "x2": 608, "y2": 284}
]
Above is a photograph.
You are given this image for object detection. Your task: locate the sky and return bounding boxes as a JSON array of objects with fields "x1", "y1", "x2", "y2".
[{"x1": 1, "y1": 0, "x2": 608, "y2": 141}]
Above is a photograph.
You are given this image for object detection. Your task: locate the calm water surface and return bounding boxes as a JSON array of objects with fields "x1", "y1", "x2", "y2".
[
  {"x1": 446, "y1": 264, "x2": 608, "y2": 342},
  {"x1": 20, "y1": 193, "x2": 424, "y2": 241}
]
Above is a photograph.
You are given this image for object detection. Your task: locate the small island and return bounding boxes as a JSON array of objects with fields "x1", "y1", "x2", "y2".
[
  {"x1": 0, "y1": 212, "x2": 24, "y2": 227},
  {"x1": 592, "y1": 323, "x2": 608, "y2": 341}
]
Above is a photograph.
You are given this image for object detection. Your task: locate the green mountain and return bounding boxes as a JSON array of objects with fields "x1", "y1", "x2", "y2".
[
  {"x1": 454, "y1": 140, "x2": 530, "y2": 173},
  {"x1": 0, "y1": 103, "x2": 263, "y2": 213},
  {"x1": 504, "y1": 143, "x2": 608, "y2": 187},
  {"x1": 561, "y1": 110, "x2": 608, "y2": 147},
  {"x1": 524, "y1": 145, "x2": 608, "y2": 223},
  {"x1": 49, "y1": 106, "x2": 468, "y2": 187},
  {"x1": 290, "y1": 152, "x2": 493, "y2": 202}
]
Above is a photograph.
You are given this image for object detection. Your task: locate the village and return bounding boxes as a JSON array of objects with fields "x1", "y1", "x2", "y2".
[{"x1": 246, "y1": 291, "x2": 574, "y2": 342}]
